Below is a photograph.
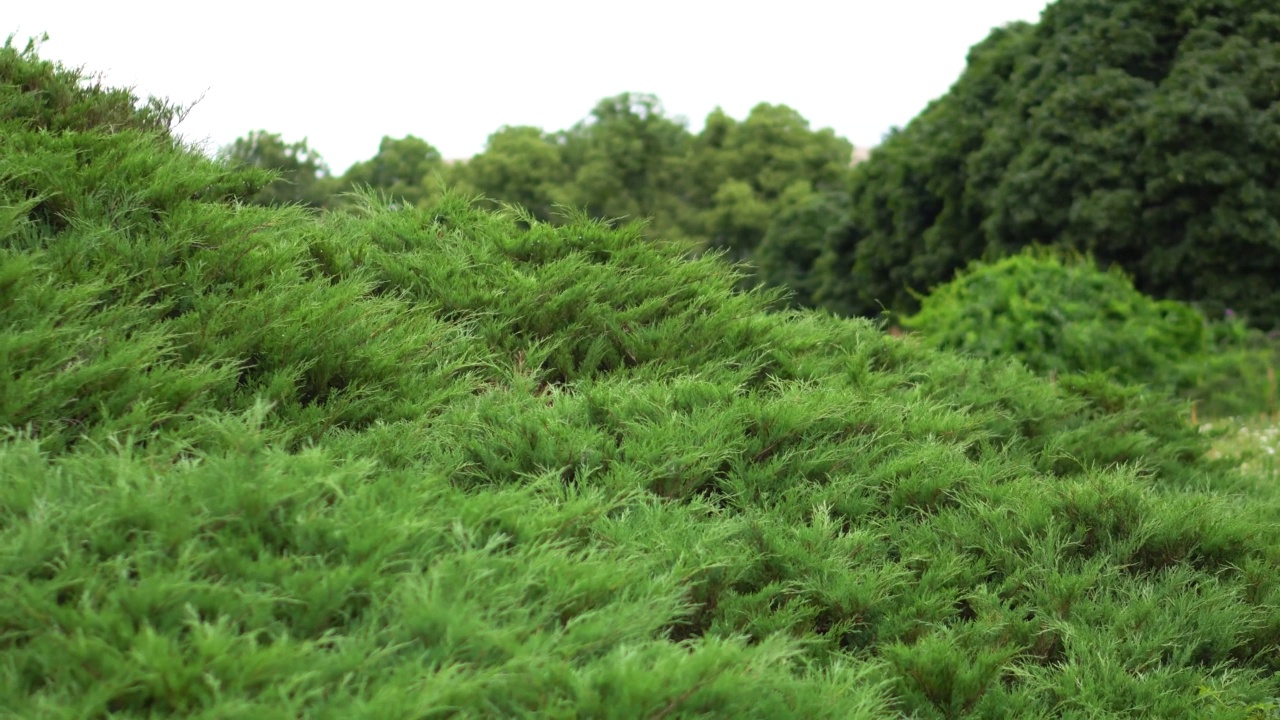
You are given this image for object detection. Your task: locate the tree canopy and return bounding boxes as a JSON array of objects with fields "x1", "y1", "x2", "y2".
[
  {"x1": 686, "y1": 104, "x2": 855, "y2": 266},
  {"x1": 554, "y1": 93, "x2": 691, "y2": 235},
  {"x1": 449, "y1": 125, "x2": 568, "y2": 221},
  {"x1": 814, "y1": 0, "x2": 1280, "y2": 328}
]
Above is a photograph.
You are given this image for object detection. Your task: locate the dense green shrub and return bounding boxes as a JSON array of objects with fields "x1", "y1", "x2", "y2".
[
  {"x1": 903, "y1": 249, "x2": 1208, "y2": 384},
  {"x1": 815, "y1": 0, "x2": 1280, "y2": 328},
  {"x1": 902, "y1": 249, "x2": 1278, "y2": 418},
  {"x1": 3, "y1": 35, "x2": 1280, "y2": 719}
]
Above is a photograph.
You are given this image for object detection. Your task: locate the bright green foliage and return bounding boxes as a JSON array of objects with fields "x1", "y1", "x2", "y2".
[
  {"x1": 337, "y1": 134, "x2": 446, "y2": 208},
  {"x1": 902, "y1": 249, "x2": 1202, "y2": 384},
  {"x1": 0, "y1": 33, "x2": 186, "y2": 137},
  {"x1": 4, "y1": 38, "x2": 1280, "y2": 718},
  {"x1": 217, "y1": 129, "x2": 334, "y2": 207},
  {"x1": 819, "y1": 0, "x2": 1280, "y2": 328},
  {"x1": 902, "y1": 249, "x2": 1280, "y2": 418}
]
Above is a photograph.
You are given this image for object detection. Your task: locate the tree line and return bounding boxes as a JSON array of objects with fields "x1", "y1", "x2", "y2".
[
  {"x1": 221, "y1": 0, "x2": 1280, "y2": 330},
  {"x1": 219, "y1": 93, "x2": 857, "y2": 307}
]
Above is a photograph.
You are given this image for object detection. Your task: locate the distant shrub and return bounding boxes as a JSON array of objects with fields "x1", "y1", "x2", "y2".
[{"x1": 902, "y1": 248, "x2": 1277, "y2": 417}]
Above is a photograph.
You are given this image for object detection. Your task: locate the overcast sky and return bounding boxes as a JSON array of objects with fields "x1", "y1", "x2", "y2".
[{"x1": 9, "y1": 0, "x2": 1051, "y2": 174}]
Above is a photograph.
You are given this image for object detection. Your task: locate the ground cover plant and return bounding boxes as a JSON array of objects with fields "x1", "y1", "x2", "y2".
[
  {"x1": 901, "y1": 248, "x2": 1280, "y2": 419},
  {"x1": 3, "y1": 38, "x2": 1280, "y2": 719}
]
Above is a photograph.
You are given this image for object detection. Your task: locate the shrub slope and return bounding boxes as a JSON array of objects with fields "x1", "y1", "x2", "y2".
[{"x1": 2, "y1": 39, "x2": 1279, "y2": 719}]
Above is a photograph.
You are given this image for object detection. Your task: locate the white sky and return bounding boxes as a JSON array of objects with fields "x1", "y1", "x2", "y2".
[{"x1": 9, "y1": 0, "x2": 1051, "y2": 175}]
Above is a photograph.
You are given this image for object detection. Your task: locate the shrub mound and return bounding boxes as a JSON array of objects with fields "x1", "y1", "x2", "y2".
[
  {"x1": 902, "y1": 249, "x2": 1279, "y2": 418},
  {"x1": 3, "y1": 38, "x2": 1279, "y2": 718}
]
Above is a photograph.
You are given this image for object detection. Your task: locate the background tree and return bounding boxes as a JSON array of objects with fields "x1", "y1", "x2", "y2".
[
  {"x1": 349, "y1": 93, "x2": 859, "y2": 303},
  {"x1": 753, "y1": 183, "x2": 852, "y2": 309},
  {"x1": 817, "y1": 0, "x2": 1280, "y2": 328},
  {"x1": 555, "y1": 93, "x2": 691, "y2": 237},
  {"x1": 218, "y1": 130, "x2": 333, "y2": 207},
  {"x1": 450, "y1": 125, "x2": 568, "y2": 221},
  {"x1": 338, "y1": 134, "x2": 445, "y2": 208},
  {"x1": 690, "y1": 104, "x2": 853, "y2": 258}
]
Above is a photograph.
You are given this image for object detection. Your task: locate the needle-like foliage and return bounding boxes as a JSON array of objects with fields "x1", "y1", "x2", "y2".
[{"x1": 2, "y1": 36, "x2": 1278, "y2": 719}]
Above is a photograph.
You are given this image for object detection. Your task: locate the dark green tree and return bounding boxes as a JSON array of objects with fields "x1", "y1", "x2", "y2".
[
  {"x1": 753, "y1": 184, "x2": 852, "y2": 309},
  {"x1": 818, "y1": 0, "x2": 1280, "y2": 328},
  {"x1": 217, "y1": 130, "x2": 333, "y2": 207}
]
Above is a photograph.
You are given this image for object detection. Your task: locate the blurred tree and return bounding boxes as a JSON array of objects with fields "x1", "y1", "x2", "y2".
[
  {"x1": 218, "y1": 130, "x2": 333, "y2": 207},
  {"x1": 691, "y1": 103, "x2": 849, "y2": 263},
  {"x1": 754, "y1": 184, "x2": 852, "y2": 309},
  {"x1": 432, "y1": 95, "x2": 859, "y2": 309},
  {"x1": 556, "y1": 93, "x2": 690, "y2": 237},
  {"x1": 451, "y1": 125, "x2": 567, "y2": 221},
  {"x1": 339, "y1": 134, "x2": 445, "y2": 208},
  {"x1": 684, "y1": 103, "x2": 855, "y2": 288}
]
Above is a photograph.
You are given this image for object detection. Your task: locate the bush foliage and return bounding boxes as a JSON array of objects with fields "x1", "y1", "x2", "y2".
[
  {"x1": 901, "y1": 249, "x2": 1279, "y2": 418},
  {"x1": 815, "y1": 0, "x2": 1280, "y2": 328},
  {"x1": 3, "y1": 36, "x2": 1280, "y2": 719}
]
